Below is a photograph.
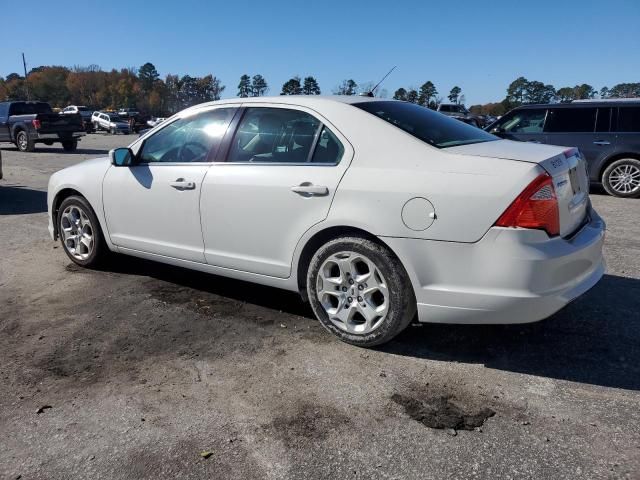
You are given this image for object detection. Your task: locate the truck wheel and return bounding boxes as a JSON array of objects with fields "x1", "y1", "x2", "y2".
[
  {"x1": 62, "y1": 140, "x2": 78, "y2": 152},
  {"x1": 110, "y1": 127, "x2": 116, "y2": 135},
  {"x1": 16, "y1": 130, "x2": 35, "y2": 152}
]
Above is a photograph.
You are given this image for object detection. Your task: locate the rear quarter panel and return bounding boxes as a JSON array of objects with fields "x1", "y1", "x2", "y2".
[{"x1": 319, "y1": 105, "x2": 540, "y2": 243}]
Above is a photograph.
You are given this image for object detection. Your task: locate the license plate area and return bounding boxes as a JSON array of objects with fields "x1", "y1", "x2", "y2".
[{"x1": 568, "y1": 166, "x2": 582, "y2": 195}]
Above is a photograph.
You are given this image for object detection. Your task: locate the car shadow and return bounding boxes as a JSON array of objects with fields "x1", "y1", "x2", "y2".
[
  {"x1": 100, "y1": 255, "x2": 640, "y2": 391},
  {"x1": 1, "y1": 146, "x2": 108, "y2": 155},
  {"x1": 383, "y1": 274, "x2": 640, "y2": 392},
  {"x1": 0, "y1": 185, "x2": 47, "y2": 215},
  {"x1": 103, "y1": 255, "x2": 313, "y2": 318}
]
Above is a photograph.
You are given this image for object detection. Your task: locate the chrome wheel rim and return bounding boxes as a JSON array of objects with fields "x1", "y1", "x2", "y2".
[
  {"x1": 60, "y1": 205, "x2": 94, "y2": 260},
  {"x1": 610, "y1": 164, "x2": 640, "y2": 194},
  {"x1": 17, "y1": 133, "x2": 27, "y2": 150},
  {"x1": 316, "y1": 251, "x2": 389, "y2": 335}
]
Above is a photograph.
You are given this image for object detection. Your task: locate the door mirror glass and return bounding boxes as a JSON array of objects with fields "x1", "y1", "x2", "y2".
[{"x1": 110, "y1": 147, "x2": 133, "y2": 166}]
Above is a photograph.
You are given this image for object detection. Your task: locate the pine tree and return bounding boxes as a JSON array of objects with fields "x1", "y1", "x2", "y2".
[
  {"x1": 302, "y1": 76, "x2": 321, "y2": 95},
  {"x1": 251, "y1": 74, "x2": 268, "y2": 96},
  {"x1": 238, "y1": 74, "x2": 251, "y2": 97}
]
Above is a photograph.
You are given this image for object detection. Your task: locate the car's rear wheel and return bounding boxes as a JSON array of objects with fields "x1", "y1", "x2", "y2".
[
  {"x1": 57, "y1": 195, "x2": 107, "y2": 268},
  {"x1": 602, "y1": 158, "x2": 640, "y2": 198},
  {"x1": 16, "y1": 130, "x2": 35, "y2": 152},
  {"x1": 110, "y1": 127, "x2": 117, "y2": 135},
  {"x1": 307, "y1": 236, "x2": 416, "y2": 347}
]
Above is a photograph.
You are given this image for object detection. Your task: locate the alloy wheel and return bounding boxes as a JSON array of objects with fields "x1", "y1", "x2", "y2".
[
  {"x1": 316, "y1": 251, "x2": 389, "y2": 334},
  {"x1": 17, "y1": 132, "x2": 27, "y2": 151},
  {"x1": 609, "y1": 164, "x2": 640, "y2": 195},
  {"x1": 60, "y1": 205, "x2": 94, "y2": 260}
]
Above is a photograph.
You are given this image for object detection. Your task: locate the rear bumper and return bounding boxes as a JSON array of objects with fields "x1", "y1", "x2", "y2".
[
  {"x1": 382, "y1": 208, "x2": 606, "y2": 324},
  {"x1": 37, "y1": 132, "x2": 85, "y2": 141}
]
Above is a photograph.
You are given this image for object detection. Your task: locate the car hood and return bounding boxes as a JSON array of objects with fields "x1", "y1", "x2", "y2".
[{"x1": 446, "y1": 139, "x2": 566, "y2": 164}]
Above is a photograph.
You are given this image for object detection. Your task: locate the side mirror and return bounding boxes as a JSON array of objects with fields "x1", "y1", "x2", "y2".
[{"x1": 109, "y1": 147, "x2": 133, "y2": 166}]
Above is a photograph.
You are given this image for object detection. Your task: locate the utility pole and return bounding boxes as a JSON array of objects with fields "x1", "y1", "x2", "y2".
[{"x1": 22, "y1": 52, "x2": 30, "y2": 100}]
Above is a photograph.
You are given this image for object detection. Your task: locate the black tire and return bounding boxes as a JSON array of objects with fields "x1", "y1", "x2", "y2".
[
  {"x1": 16, "y1": 130, "x2": 35, "y2": 152},
  {"x1": 602, "y1": 158, "x2": 640, "y2": 198},
  {"x1": 306, "y1": 236, "x2": 416, "y2": 347},
  {"x1": 110, "y1": 127, "x2": 116, "y2": 135},
  {"x1": 93, "y1": 122, "x2": 100, "y2": 132},
  {"x1": 57, "y1": 195, "x2": 108, "y2": 268},
  {"x1": 62, "y1": 140, "x2": 78, "y2": 152}
]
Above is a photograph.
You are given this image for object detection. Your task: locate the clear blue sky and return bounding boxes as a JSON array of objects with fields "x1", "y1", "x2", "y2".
[{"x1": 2, "y1": 0, "x2": 638, "y2": 105}]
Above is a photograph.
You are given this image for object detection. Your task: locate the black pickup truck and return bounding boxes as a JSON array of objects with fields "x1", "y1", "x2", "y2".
[{"x1": 0, "y1": 101, "x2": 85, "y2": 152}]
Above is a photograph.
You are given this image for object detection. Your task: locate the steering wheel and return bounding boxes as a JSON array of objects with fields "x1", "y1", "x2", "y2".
[{"x1": 178, "y1": 141, "x2": 209, "y2": 162}]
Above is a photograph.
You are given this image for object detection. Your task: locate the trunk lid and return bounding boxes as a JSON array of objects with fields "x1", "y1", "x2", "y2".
[{"x1": 448, "y1": 140, "x2": 590, "y2": 237}]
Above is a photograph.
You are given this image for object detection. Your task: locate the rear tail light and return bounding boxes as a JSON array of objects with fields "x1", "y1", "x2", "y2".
[
  {"x1": 32, "y1": 119, "x2": 41, "y2": 129},
  {"x1": 495, "y1": 172, "x2": 560, "y2": 237}
]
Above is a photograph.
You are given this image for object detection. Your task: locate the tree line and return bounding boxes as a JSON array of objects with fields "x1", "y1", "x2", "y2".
[{"x1": 1, "y1": 63, "x2": 638, "y2": 117}]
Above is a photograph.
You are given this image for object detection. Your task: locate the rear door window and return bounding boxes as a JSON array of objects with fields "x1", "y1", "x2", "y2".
[
  {"x1": 595, "y1": 108, "x2": 612, "y2": 132},
  {"x1": 545, "y1": 108, "x2": 596, "y2": 133},
  {"x1": 614, "y1": 107, "x2": 640, "y2": 132}
]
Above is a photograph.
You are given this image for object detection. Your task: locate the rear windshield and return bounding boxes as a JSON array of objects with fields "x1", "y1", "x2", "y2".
[
  {"x1": 9, "y1": 102, "x2": 53, "y2": 115},
  {"x1": 353, "y1": 101, "x2": 496, "y2": 148}
]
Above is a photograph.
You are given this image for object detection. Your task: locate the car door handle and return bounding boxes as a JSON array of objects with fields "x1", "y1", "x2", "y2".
[
  {"x1": 169, "y1": 179, "x2": 196, "y2": 190},
  {"x1": 290, "y1": 184, "x2": 329, "y2": 196},
  {"x1": 593, "y1": 141, "x2": 610, "y2": 146}
]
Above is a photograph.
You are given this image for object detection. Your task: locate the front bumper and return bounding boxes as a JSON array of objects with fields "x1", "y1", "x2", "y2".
[{"x1": 382, "y1": 208, "x2": 606, "y2": 324}]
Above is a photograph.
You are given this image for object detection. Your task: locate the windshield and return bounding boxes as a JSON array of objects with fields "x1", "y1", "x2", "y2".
[
  {"x1": 354, "y1": 101, "x2": 496, "y2": 148},
  {"x1": 109, "y1": 116, "x2": 123, "y2": 122},
  {"x1": 77, "y1": 107, "x2": 90, "y2": 111}
]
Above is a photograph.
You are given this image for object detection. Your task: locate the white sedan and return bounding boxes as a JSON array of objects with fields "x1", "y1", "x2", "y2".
[{"x1": 47, "y1": 96, "x2": 605, "y2": 346}]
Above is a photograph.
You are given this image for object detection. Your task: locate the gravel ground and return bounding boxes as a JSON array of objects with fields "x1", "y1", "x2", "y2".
[{"x1": 1, "y1": 134, "x2": 639, "y2": 479}]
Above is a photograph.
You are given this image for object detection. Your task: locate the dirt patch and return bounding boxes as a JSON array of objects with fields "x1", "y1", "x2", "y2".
[
  {"x1": 391, "y1": 393, "x2": 495, "y2": 431},
  {"x1": 267, "y1": 403, "x2": 351, "y2": 447}
]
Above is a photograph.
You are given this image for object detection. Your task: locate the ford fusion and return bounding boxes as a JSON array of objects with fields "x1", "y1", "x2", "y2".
[{"x1": 47, "y1": 96, "x2": 605, "y2": 346}]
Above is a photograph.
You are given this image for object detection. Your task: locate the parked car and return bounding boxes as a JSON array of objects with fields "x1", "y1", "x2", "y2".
[
  {"x1": 0, "y1": 101, "x2": 85, "y2": 152},
  {"x1": 48, "y1": 96, "x2": 604, "y2": 347},
  {"x1": 92, "y1": 112, "x2": 131, "y2": 134},
  {"x1": 147, "y1": 117, "x2": 167, "y2": 128},
  {"x1": 437, "y1": 104, "x2": 484, "y2": 127},
  {"x1": 61, "y1": 105, "x2": 95, "y2": 133},
  {"x1": 485, "y1": 100, "x2": 640, "y2": 197}
]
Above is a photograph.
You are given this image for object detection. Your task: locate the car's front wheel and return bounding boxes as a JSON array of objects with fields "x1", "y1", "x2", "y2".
[
  {"x1": 602, "y1": 158, "x2": 640, "y2": 198},
  {"x1": 307, "y1": 236, "x2": 416, "y2": 347},
  {"x1": 57, "y1": 195, "x2": 108, "y2": 267}
]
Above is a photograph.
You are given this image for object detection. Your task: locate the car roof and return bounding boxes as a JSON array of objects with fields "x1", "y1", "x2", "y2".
[
  {"x1": 517, "y1": 100, "x2": 640, "y2": 109},
  {"x1": 186, "y1": 95, "x2": 389, "y2": 111}
]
